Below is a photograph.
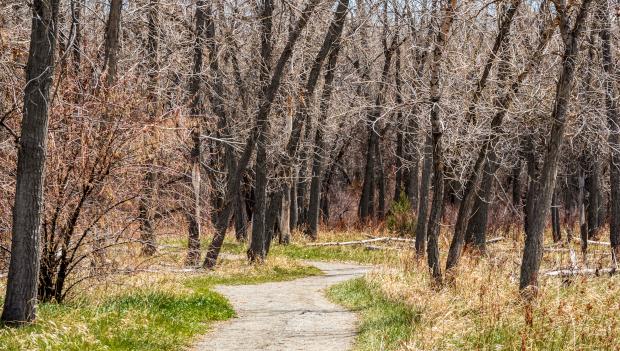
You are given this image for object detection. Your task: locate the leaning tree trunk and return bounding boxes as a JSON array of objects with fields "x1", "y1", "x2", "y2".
[
  {"x1": 247, "y1": 0, "x2": 321, "y2": 261},
  {"x1": 465, "y1": 149, "x2": 499, "y2": 251},
  {"x1": 596, "y1": 0, "x2": 620, "y2": 265},
  {"x1": 1, "y1": 0, "x2": 60, "y2": 325},
  {"x1": 519, "y1": 0, "x2": 591, "y2": 294},
  {"x1": 306, "y1": 0, "x2": 348, "y2": 238},
  {"x1": 445, "y1": 0, "x2": 520, "y2": 273}
]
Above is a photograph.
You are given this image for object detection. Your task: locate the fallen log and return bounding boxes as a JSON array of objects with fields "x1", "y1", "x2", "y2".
[
  {"x1": 307, "y1": 237, "x2": 415, "y2": 247},
  {"x1": 544, "y1": 267, "x2": 616, "y2": 277},
  {"x1": 364, "y1": 245, "x2": 401, "y2": 251},
  {"x1": 588, "y1": 240, "x2": 611, "y2": 246},
  {"x1": 544, "y1": 247, "x2": 570, "y2": 252},
  {"x1": 486, "y1": 237, "x2": 504, "y2": 244}
]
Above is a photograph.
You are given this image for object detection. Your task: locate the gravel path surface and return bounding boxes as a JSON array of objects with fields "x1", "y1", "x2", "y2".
[{"x1": 192, "y1": 261, "x2": 372, "y2": 351}]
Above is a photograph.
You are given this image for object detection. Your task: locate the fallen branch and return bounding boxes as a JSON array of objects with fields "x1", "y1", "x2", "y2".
[
  {"x1": 544, "y1": 267, "x2": 616, "y2": 277},
  {"x1": 544, "y1": 247, "x2": 570, "y2": 252},
  {"x1": 365, "y1": 245, "x2": 397, "y2": 251},
  {"x1": 486, "y1": 237, "x2": 504, "y2": 244},
  {"x1": 588, "y1": 240, "x2": 611, "y2": 246},
  {"x1": 307, "y1": 237, "x2": 415, "y2": 247}
]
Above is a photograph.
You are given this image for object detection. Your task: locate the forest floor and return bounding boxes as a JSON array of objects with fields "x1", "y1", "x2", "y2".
[
  {"x1": 3, "y1": 229, "x2": 620, "y2": 350},
  {"x1": 192, "y1": 261, "x2": 372, "y2": 351}
]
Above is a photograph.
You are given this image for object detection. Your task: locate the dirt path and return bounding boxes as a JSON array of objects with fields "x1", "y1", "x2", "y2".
[{"x1": 192, "y1": 261, "x2": 372, "y2": 351}]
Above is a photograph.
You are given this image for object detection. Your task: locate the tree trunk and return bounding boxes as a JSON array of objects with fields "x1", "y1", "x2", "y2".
[
  {"x1": 279, "y1": 183, "x2": 291, "y2": 243},
  {"x1": 585, "y1": 160, "x2": 601, "y2": 239},
  {"x1": 465, "y1": 150, "x2": 499, "y2": 251},
  {"x1": 247, "y1": 0, "x2": 322, "y2": 261},
  {"x1": 551, "y1": 188, "x2": 562, "y2": 243},
  {"x1": 375, "y1": 140, "x2": 386, "y2": 220},
  {"x1": 289, "y1": 177, "x2": 298, "y2": 230},
  {"x1": 394, "y1": 130, "x2": 404, "y2": 201},
  {"x1": 1, "y1": 0, "x2": 60, "y2": 325},
  {"x1": 519, "y1": 0, "x2": 591, "y2": 294},
  {"x1": 426, "y1": 0, "x2": 457, "y2": 284},
  {"x1": 596, "y1": 0, "x2": 620, "y2": 264},
  {"x1": 358, "y1": 35, "x2": 398, "y2": 222},
  {"x1": 139, "y1": 0, "x2": 159, "y2": 256},
  {"x1": 103, "y1": 0, "x2": 121, "y2": 85},
  {"x1": 579, "y1": 170, "x2": 588, "y2": 256},
  {"x1": 414, "y1": 135, "x2": 432, "y2": 256},
  {"x1": 185, "y1": 0, "x2": 208, "y2": 266},
  {"x1": 512, "y1": 160, "x2": 522, "y2": 208},
  {"x1": 445, "y1": 0, "x2": 520, "y2": 273}
]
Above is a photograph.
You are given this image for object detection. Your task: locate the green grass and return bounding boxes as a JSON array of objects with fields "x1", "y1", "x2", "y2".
[
  {"x1": 0, "y1": 259, "x2": 321, "y2": 351},
  {"x1": 220, "y1": 240, "x2": 399, "y2": 264},
  {"x1": 327, "y1": 277, "x2": 420, "y2": 351}
]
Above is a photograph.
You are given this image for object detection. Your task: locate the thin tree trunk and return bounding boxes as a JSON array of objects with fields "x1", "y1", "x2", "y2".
[
  {"x1": 279, "y1": 183, "x2": 291, "y2": 243},
  {"x1": 579, "y1": 170, "x2": 588, "y2": 256},
  {"x1": 289, "y1": 177, "x2": 298, "y2": 230},
  {"x1": 414, "y1": 135, "x2": 432, "y2": 256},
  {"x1": 585, "y1": 160, "x2": 601, "y2": 239},
  {"x1": 376, "y1": 140, "x2": 386, "y2": 220},
  {"x1": 1, "y1": 0, "x2": 60, "y2": 325},
  {"x1": 139, "y1": 0, "x2": 159, "y2": 256},
  {"x1": 185, "y1": 0, "x2": 208, "y2": 266},
  {"x1": 551, "y1": 188, "x2": 562, "y2": 243}
]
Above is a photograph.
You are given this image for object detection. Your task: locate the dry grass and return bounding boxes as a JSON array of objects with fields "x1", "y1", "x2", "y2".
[{"x1": 363, "y1": 229, "x2": 620, "y2": 350}]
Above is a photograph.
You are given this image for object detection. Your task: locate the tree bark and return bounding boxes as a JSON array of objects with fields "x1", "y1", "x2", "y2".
[
  {"x1": 551, "y1": 188, "x2": 562, "y2": 243},
  {"x1": 306, "y1": 0, "x2": 348, "y2": 238},
  {"x1": 185, "y1": 0, "x2": 208, "y2": 266},
  {"x1": 103, "y1": 0, "x2": 122, "y2": 86},
  {"x1": 414, "y1": 135, "x2": 432, "y2": 256},
  {"x1": 595, "y1": 0, "x2": 620, "y2": 264},
  {"x1": 139, "y1": 0, "x2": 159, "y2": 256},
  {"x1": 359, "y1": 35, "x2": 398, "y2": 221},
  {"x1": 426, "y1": 0, "x2": 457, "y2": 284},
  {"x1": 1, "y1": 0, "x2": 60, "y2": 325},
  {"x1": 519, "y1": 0, "x2": 592, "y2": 294},
  {"x1": 247, "y1": 0, "x2": 322, "y2": 262},
  {"x1": 445, "y1": 0, "x2": 520, "y2": 273}
]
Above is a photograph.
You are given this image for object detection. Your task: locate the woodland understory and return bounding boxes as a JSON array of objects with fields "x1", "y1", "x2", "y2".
[{"x1": 0, "y1": 0, "x2": 620, "y2": 337}]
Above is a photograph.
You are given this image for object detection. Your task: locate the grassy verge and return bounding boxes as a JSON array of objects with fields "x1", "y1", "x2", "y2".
[
  {"x1": 0, "y1": 257, "x2": 320, "y2": 351},
  {"x1": 327, "y1": 278, "x2": 419, "y2": 351},
  {"x1": 220, "y1": 231, "x2": 404, "y2": 265}
]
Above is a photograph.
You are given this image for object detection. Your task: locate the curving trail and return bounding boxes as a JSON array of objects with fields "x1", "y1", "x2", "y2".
[{"x1": 192, "y1": 261, "x2": 372, "y2": 351}]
